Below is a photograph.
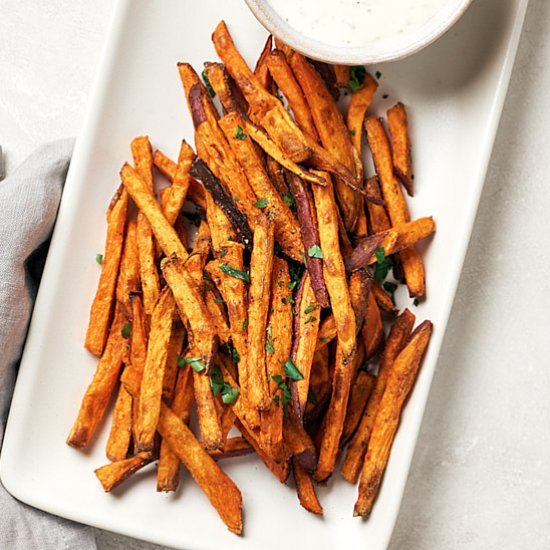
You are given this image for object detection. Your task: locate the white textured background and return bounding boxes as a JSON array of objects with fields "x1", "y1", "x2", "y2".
[{"x1": 1, "y1": 1, "x2": 549, "y2": 549}]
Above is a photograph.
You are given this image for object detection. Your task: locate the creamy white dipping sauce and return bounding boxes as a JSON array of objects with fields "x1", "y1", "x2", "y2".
[{"x1": 267, "y1": 0, "x2": 450, "y2": 48}]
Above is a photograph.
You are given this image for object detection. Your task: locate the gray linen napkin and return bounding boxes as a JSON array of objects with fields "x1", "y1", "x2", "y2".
[{"x1": 0, "y1": 141, "x2": 97, "y2": 550}]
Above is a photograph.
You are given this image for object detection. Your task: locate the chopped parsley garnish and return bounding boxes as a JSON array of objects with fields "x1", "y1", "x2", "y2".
[
  {"x1": 271, "y1": 374, "x2": 292, "y2": 412},
  {"x1": 413, "y1": 298, "x2": 420, "y2": 307},
  {"x1": 307, "y1": 389, "x2": 318, "y2": 405},
  {"x1": 349, "y1": 65, "x2": 367, "y2": 91},
  {"x1": 221, "y1": 385, "x2": 239, "y2": 404},
  {"x1": 254, "y1": 197, "x2": 268, "y2": 208},
  {"x1": 121, "y1": 323, "x2": 131, "y2": 339},
  {"x1": 265, "y1": 326, "x2": 275, "y2": 354},
  {"x1": 307, "y1": 244, "x2": 323, "y2": 259},
  {"x1": 375, "y1": 70, "x2": 382, "y2": 80},
  {"x1": 373, "y1": 247, "x2": 392, "y2": 283},
  {"x1": 304, "y1": 304, "x2": 318, "y2": 315},
  {"x1": 201, "y1": 70, "x2": 216, "y2": 97},
  {"x1": 383, "y1": 281, "x2": 398, "y2": 305},
  {"x1": 213, "y1": 298, "x2": 225, "y2": 304},
  {"x1": 178, "y1": 356, "x2": 206, "y2": 372},
  {"x1": 350, "y1": 129, "x2": 356, "y2": 136},
  {"x1": 304, "y1": 316, "x2": 317, "y2": 325},
  {"x1": 219, "y1": 247, "x2": 228, "y2": 258},
  {"x1": 241, "y1": 318, "x2": 248, "y2": 331},
  {"x1": 95, "y1": 253, "x2": 103, "y2": 265},
  {"x1": 228, "y1": 344, "x2": 240, "y2": 364},
  {"x1": 235, "y1": 125, "x2": 247, "y2": 140},
  {"x1": 219, "y1": 263, "x2": 250, "y2": 283},
  {"x1": 209, "y1": 365, "x2": 225, "y2": 396},
  {"x1": 319, "y1": 337, "x2": 329, "y2": 343},
  {"x1": 284, "y1": 358, "x2": 304, "y2": 381},
  {"x1": 283, "y1": 295, "x2": 295, "y2": 305}
]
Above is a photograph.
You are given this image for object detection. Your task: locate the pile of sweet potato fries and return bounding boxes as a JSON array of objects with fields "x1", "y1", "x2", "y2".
[{"x1": 67, "y1": 20, "x2": 435, "y2": 534}]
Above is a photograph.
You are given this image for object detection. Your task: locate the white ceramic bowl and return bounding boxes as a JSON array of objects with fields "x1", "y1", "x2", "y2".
[{"x1": 244, "y1": 0, "x2": 474, "y2": 64}]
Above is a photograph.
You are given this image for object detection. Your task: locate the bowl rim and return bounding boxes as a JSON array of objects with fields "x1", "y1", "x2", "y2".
[{"x1": 243, "y1": 0, "x2": 475, "y2": 65}]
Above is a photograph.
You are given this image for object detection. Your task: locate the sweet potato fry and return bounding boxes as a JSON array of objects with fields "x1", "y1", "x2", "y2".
[
  {"x1": 346, "y1": 217, "x2": 436, "y2": 271},
  {"x1": 193, "y1": 360, "x2": 223, "y2": 450},
  {"x1": 286, "y1": 171, "x2": 329, "y2": 307},
  {"x1": 254, "y1": 34, "x2": 273, "y2": 90},
  {"x1": 157, "y1": 403, "x2": 243, "y2": 534},
  {"x1": 293, "y1": 458, "x2": 323, "y2": 516},
  {"x1": 341, "y1": 370, "x2": 375, "y2": 446},
  {"x1": 260, "y1": 258, "x2": 292, "y2": 459},
  {"x1": 157, "y1": 365, "x2": 194, "y2": 492},
  {"x1": 371, "y1": 278, "x2": 399, "y2": 314},
  {"x1": 333, "y1": 64, "x2": 350, "y2": 88},
  {"x1": 208, "y1": 436, "x2": 254, "y2": 460},
  {"x1": 95, "y1": 452, "x2": 153, "y2": 492},
  {"x1": 354, "y1": 320, "x2": 433, "y2": 517},
  {"x1": 120, "y1": 295, "x2": 148, "y2": 398},
  {"x1": 135, "y1": 288, "x2": 175, "y2": 452},
  {"x1": 308, "y1": 59, "x2": 339, "y2": 100},
  {"x1": 203, "y1": 62, "x2": 248, "y2": 117},
  {"x1": 200, "y1": 184, "x2": 237, "y2": 252},
  {"x1": 315, "y1": 315, "x2": 337, "y2": 351},
  {"x1": 218, "y1": 111, "x2": 303, "y2": 261},
  {"x1": 290, "y1": 53, "x2": 360, "y2": 230},
  {"x1": 189, "y1": 157, "x2": 253, "y2": 247},
  {"x1": 161, "y1": 255, "x2": 218, "y2": 372},
  {"x1": 365, "y1": 116, "x2": 425, "y2": 297},
  {"x1": 290, "y1": 273, "x2": 320, "y2": 420},
  {"x1": 85, "y1": 186, "x2": 128, "y2": 356},
  {"x1": 266, "y1": 50, "x2": 317, "y2": 137},
  {"x1": 132, "y1": 137, "x2": 159, "y2": 316},
  {"x1": 152, "y1": 149, "x2": 206, "y2": 209},
  {"x1": 105, "y1": 384, "x2": 133, "y2": 462},
  {"x1": 346, "y1": 73, "x2": 378, "y2": 163},
  {"x1": 342, "y1": 308, "x2": 415, "y2": 483},
  {"x1": 162, "y1": 140, "x2": 195, "y2": 225},
  {"x1": 349, "y1": 269, "x2": 372, "y2": 336},
  {"x1": 247, "y1": 214, "x2": 275, "y2": 411},
  {"x1": 311, "y1": 176, "x2": 356, "y2": 361},
  {"x1": 162, "y1": 318, "x2": 185, "y2": 400},
  {"x1": 68, "y1": 306, "x2": 126, "y2": 448},
  {"x1": 115, "y1": 220, "x2": 140, "y2": 317},
  {"x1": 120, "y1": 163, "x2": 188, "y2": 260},
  {"x1": 315, "y1": 341, "x2": 355, "y2": 482},
  {"x1": 387, "y1": 102, "x2": 413, "y2": 196},
  {"x1": 284, "y1": 416, "x2": 317, "y2": 473},
  {"x1": 265, "y1": 156, "x2": 289, "y2": 196},
  {"x1": 305, "y1": 346, "x2": 331, "y2": 422},
  {"x1": 364, "y1": 291, "x2": 385, "y2": 360}
]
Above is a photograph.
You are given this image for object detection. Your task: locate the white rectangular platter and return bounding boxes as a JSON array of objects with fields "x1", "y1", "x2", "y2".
[{"x1": 0, "y1": 0, "x2": 529, "y2": 549}]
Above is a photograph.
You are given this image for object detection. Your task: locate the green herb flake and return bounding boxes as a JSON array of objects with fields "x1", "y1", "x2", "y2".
[
  {"x1": 307, "y1": 389, "x2": 318, "y2": 405},
  {"x1": 304, "y1": 304, "x2": 318, "y2": 315},
  {"x1": 178, "y1": 356, "x2": 206, "y2": 373},
  {"x1": 283, "y1": 192, "x2": 296, "y2": 210},
  {"x1": 235, "y1": 125, "x2": 248, "y2": 140},
  {"x1": 283, "y1": 294, "x2": 295, "y2": 305},
  {"x1": 284, "y1": 358, "x2": 304, "y2": 381},
  {"x1": 220, "y1": 247, "x2": 228, "y2": 258},
  {"x1": 413, "y1": 298, "x2": 420, "y2": 307},
  {"x1": 348, "y1": 65, "x2": 367, "y2": 91},
  {"x1": 221, "y1": 384, "x2": 239, "y2": 404},
  {"x1": 273, "y1": 394, "x2": 280, "y2": 407},
  {"x1": 213, "y1": 298, "x2": 225, "y2": 304},
  {"x1": 373, "y1": 247, "x2": 392, "y2": 283},
  {"x1": 286, "y1": 280, "x2": 297, "y2": 290},
  {"x1": 228, "y1": 345, "x2": 240, "y2": 364},
  {"x1": 254, "y1": 197, "x2": 268, "y2": 208},
  {"x1": 209, "y1": 365, "x2": 225, "y2": 396},
  {"x1": 350, "y1": 129, "x2": 356, "y2": 136},
  {"x1": 265, "y1": 326, "x2": 275, "y2": 354},
  {"x1": 383, "y1": 281, "x2": 398, "y2": 305},
  {"x1": 241, "y1": 317, "x2": 248, "y2": 332},
  {"x1": 307, "y1": 244, "x2": 323, "y2": 259},
  {"x1": 201, "y1": 70, "x2": 216, "y2": 97},
  {"x1": 375, "y1": 70, "x2": 382, "y2": 80},
  {"x1": 121, "y1": 323, "x2": 131, "y2": 339},
  {"x1": 95, "y1": 253, "x2": 103, "y2": 265},
  {"x1": 304, "y1": 316, "x2": 317, "y2": 325},
  {"x1": 219, "y1": 263, "x2": 250, "y2": 283},
  {"x1": 319, "y1": 337, "x2": 329, "y2": 343}
]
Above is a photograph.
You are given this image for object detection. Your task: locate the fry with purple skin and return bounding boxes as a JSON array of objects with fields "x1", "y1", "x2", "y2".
[
  {"x1": 342, "y1": 308, "x2": 416, "y2": 483},
  {"x1": 354, "y1": 321, "x2": 433, "y2": 517},
  {"x1": 85, "y1": 186, "x2": 128, "y2": 356},
  {"x1": 254, "y1": 34, "x2": 273, "y2": 90}
]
